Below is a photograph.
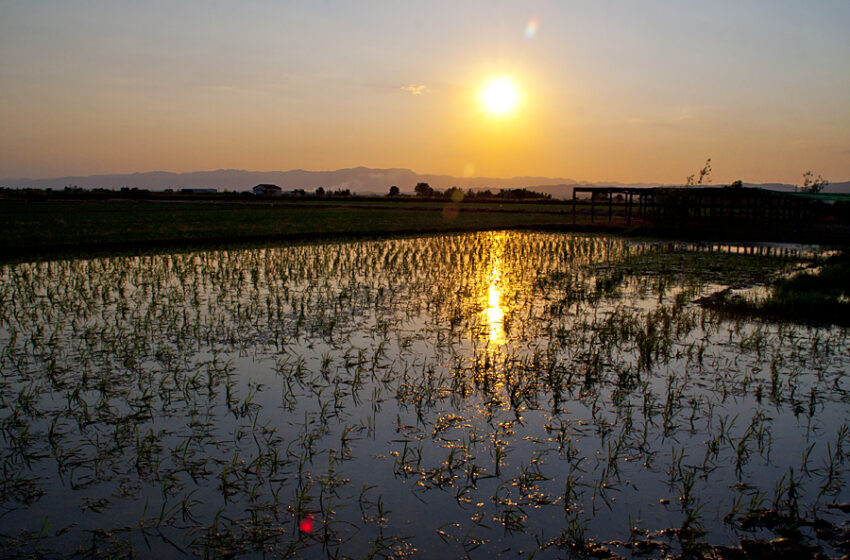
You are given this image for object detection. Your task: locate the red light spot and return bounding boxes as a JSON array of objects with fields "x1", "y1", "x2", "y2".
[{"x1": 299, "y1": 514, "x2": 314, "y2": 533}]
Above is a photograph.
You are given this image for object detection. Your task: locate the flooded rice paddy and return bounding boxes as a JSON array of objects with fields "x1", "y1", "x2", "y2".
[{"x1": 1, "y1": 231, "x2": 848, "y2": 558}]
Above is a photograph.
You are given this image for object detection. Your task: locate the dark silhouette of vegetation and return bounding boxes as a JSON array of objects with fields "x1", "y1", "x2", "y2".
[
  {"x1": 407, "y1": 184, "x2": 551, "y2": 201},
  {"x1": 704, "y1": 251, "x2": 850, "y2": 326},
  {"x1": 459, "y1": 187, "x2": 551, "y2": 201},
  {"x1": 0, "y1": 185, "x2": 552, "y2": 205},
  {"x1": 443, "y1": 186, "x2": 464, "y2": 201},
  {"x1": 655, "y1": 158, "x2": 714, "y2": 226},
  {"x1": 492, "y1": 188, "x2": 552, "y2": 200},
  {"x1": 686, "y1": 158, "x2": 712, "y2": 186},
  {"x1": 414, "y1": 182, "x2": 434, "y2": 197},
  {"x1": 800, "y1": 171, "x2": 828, "y2": 193}
]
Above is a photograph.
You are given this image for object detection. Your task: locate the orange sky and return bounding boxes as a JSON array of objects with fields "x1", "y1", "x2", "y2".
[{"x1": 1, "y1": 1, "x2": 848, "y2": 185}]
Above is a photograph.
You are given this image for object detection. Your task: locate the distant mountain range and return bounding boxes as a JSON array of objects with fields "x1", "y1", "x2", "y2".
[{"x1": 2, "y1": 167, "x2": 848, "y2": 198}]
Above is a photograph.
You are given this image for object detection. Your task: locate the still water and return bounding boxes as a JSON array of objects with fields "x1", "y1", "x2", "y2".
[{"x1": 1, "y1": 232, "x2": 847, "y2": 557}]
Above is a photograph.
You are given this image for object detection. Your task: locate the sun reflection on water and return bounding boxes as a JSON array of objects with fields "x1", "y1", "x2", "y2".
[
  {"x1": 484, "y1": 234, "x2": 507, "y2": 346},
  {"x1": 487, "y1": 284, "x2": 504, "y2": 345}
]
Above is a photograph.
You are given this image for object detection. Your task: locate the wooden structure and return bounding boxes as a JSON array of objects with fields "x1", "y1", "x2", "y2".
[
  {"x1": 572, "y1": 187, "x2": 648, "y2": 225},
  {"x1": 571, "y1": 186, "x2": 837, "y2": 226}
]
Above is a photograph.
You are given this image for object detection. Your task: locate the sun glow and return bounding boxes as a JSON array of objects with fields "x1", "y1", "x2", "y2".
[{"x1": 480, "y1": 76, "x2": 520, "y2": 118}]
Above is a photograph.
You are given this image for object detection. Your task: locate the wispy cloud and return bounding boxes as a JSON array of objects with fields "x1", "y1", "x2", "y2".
[
  {"x1": 627, "y1": 109, "x2": 694, "y2": 128},
  {"x1": 400, "y1": 84, "x2": 426, "y2": 95}
]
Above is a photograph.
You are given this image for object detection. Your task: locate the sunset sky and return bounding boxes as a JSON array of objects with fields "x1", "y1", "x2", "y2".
[{"x1": 1, "y1": 1, "x2": 848, "y2": 184}]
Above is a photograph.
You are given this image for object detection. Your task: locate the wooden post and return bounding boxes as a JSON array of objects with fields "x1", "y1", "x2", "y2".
[
  {"x1": 590, "y1": 193, "x2": 595, "y2": 223},
  {"x1": 572, "y1": 188, "x2": 577, "y2": 224}
]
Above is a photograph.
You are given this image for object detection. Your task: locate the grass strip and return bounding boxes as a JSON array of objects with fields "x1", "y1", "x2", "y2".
[
  {"x1": 1, "y1": 200, "x2": 585, "y2": 258},
  {"x1": 705, "y1": 251, "x2": 850, "y2": 326}
]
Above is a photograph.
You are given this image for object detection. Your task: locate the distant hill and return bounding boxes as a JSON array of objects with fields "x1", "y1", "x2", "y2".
[
  {"x1": 2, "y1": 167, "x2": 848, "y2": 199},
  {"x1": 0, "y1": 167, "x2": 579, "y2": 194},
  {"x1": 0, "y1": 167, "x2": 654, "y2": 197}
]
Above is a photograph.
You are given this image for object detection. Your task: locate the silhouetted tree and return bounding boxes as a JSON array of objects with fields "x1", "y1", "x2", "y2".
[
  {"x1": 444, "y1": 186, "x2": 464, "y2": 201},
  {"x1": 388, "y1": 185, "x2": 400, "y2": 196},
  {"x1": 800, "y1": 171, "x2": 828, "y2": 193},
  {"x1": 496, "y1": 188, "x2": 550, "y2": 200},
  {"x1": 315, "y1": 186, "x2": 325, "y2": 196},
  {"x1": 414, "y1": 182, "x2": 434, "y2": 197}
]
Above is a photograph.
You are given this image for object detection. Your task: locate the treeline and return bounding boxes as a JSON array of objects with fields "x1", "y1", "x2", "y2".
[
  {"x1": 0, "y1": 186, "x2": 186, "y2": 201},
  {"x1": 408, "y1": 182, "x2": 551, "y2": 200},
  {"x1": 281, "y1": 187, "x2": 353, "y2": 197},
  {"x1": 0, "y1": 186, "x2": 352, "y2": 201},
  {"x1": 0, "y1": 184, "x2": 553, "y2": 202}
]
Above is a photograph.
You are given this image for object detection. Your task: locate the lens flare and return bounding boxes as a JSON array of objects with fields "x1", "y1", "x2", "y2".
[
  {"x1": 525, "y1": 16, "x2": 539, "y2": 39},
  {"x1": 299, "y1": 513, "x2": 315, "y2": 533}
]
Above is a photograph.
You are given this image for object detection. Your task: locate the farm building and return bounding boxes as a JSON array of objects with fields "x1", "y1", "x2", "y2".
[{"x1": 252, "y1": 184, "x2": 282, "y2": 196}]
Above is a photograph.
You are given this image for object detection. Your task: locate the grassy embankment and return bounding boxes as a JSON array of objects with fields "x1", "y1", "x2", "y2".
[
  {"x1": 0, "y1": 199, "x2": 592, "y2": 259},
  {"x1": 705, "y1": 250, "x2": 850, "y2": 326},
  {"x1": 585, "y1": 242, "x2": 850, "y2": 326}
]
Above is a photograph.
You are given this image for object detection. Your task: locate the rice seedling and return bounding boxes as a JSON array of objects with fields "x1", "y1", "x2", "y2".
[{"x1": 0, "y1": 232, "x2": 846, "y2": 557}]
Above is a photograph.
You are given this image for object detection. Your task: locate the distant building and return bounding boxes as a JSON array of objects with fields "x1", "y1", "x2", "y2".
[
  {"x1": 253, "y1": 184, "x2": 282, "y2": 196},
  {"x1": 180, "y1": 187, "x2": 217, "y2": 194}
]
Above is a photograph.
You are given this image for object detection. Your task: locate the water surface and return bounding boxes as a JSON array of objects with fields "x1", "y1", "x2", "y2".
[{"x1": 1, "y1": 232, "x2": 847, "y2": 558}]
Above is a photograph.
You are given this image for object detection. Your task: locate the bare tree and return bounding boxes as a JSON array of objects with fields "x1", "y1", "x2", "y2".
[{"x1": 686, "y1": 158, "x2": 712, "y2": 186}]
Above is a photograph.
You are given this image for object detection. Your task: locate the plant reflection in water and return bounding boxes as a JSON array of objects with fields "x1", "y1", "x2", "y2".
[{"x1": 0, "y1": 231, "x2": 846, "y2": 558}]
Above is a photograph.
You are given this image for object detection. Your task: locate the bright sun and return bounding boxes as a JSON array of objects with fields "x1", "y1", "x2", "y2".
[{"x1": 480, "y1": 76, "x2": 520, "y2": 117}]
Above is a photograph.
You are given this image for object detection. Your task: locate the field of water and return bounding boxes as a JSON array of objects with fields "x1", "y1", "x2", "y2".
[{"x1": 1, "y1": 231, "x2": 848, "y2": 558}]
